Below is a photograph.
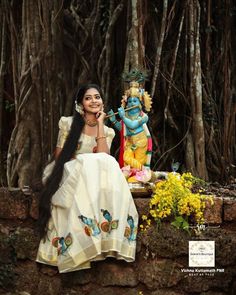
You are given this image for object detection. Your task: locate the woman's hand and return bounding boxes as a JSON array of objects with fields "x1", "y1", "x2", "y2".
[{"x1": 96, "y1": 110, "x2": 106, "y2": 124}]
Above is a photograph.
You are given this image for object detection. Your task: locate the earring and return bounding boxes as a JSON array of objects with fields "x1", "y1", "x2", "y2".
[{"x1": 75, "y1": 101, "x2": 84, "y2": 115}]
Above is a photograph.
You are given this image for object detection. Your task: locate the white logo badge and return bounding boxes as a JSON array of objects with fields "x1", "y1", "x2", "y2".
[{"x1": 189, "y1": 241, "x2": 215, "y2": 267}]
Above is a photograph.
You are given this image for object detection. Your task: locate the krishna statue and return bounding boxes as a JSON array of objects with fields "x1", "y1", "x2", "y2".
[{"x1": 107, "y1": 70, "x2": 153, "y2": 183}]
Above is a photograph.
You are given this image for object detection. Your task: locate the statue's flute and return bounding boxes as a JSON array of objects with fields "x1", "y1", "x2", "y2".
[{"x1": 105, "y1": 105, "x2": 138, "y2": 119}]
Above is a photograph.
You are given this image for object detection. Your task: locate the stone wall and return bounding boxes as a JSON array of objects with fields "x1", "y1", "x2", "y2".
[{"x1": 0, "y1": 187, "x2": 235, "y2": 295}]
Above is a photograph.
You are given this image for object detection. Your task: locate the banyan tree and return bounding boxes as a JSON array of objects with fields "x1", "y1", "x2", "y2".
[{"x1": 0, "y1": 0, "x2": 235, "y2": 187}]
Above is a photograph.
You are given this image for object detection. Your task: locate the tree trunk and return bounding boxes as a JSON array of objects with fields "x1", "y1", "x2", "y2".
[
  {"x1": 0, "y1": 1, "x2": 7, "y2": 184},
  {"x1": 151, "y1": 0, "x2": 168, "y2": 97},
  {"x1": 124, "y1": 0, "x2": 146, "y2": 73},
  {"x1": 188, "y1": 0, "x2": 208, "y2": 180},
  {"x1": 7, "y1": 0, "x2": 64, "y2": 187}
]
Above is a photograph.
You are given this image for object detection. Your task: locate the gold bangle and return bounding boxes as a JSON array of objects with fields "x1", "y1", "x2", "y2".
[{"x1": 95, "y1": 135, "x2": 107, "y2": 141}]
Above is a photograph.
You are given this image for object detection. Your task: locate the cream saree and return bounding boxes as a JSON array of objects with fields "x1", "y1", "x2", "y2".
[{"x1": 36, "y1": 117, "x2": 138, "y2": 273}]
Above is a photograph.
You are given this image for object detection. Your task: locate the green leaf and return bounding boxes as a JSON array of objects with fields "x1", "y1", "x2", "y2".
[
  {"x1": 171, "y1": 220, "x2": 181, "y2": 228},
  {"x1": 175, "y1": 216, "x2": 185, "y2": 223},
  {"x1": 182, "y1": 220, "x2": 189, "y2": 230}
]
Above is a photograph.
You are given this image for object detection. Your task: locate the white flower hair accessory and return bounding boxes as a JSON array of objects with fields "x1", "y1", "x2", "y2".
[{"x1": 75, "y1": 101, "x2": 84, "y2": 115}]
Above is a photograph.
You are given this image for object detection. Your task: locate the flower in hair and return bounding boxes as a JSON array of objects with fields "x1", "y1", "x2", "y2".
[{"x1": 75, "y1": 101, "x2": 84, "y2": 115}]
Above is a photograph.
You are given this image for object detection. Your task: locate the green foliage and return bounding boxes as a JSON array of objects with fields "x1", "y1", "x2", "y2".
[
  {"x1": 4, "y1": 100, "x2": 15, "y2": 112},
  {"x1": 141, "y1": 172, "x2": 214, "y2": 233},
  {"x1": 171, "y1": 215, "x2": 190, "y2": 233}
]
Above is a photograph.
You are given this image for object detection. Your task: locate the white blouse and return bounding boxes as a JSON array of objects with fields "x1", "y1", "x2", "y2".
[{"x1": 56, "y1": 116, "x2": 115, "y2": 154}]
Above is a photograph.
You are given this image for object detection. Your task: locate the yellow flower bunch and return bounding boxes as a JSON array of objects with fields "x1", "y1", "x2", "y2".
[{"x1": 141, "y1": 172, "x2": 213, "y2": 232}]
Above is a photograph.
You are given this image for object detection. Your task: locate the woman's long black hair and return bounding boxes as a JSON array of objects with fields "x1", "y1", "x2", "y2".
[{"x1": 38, "y1": 84, "x2": 102, "y2": 239}]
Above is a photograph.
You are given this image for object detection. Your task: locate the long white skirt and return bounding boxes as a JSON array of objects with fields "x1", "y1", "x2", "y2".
[{"x1": 36, "y1": 153, "x2": 138, "y2": 273}]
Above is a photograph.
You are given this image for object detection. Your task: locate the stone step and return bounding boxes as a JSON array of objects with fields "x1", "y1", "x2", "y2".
[{"x1": 0, "y1": 188, "x2": 236, "y2": 295}]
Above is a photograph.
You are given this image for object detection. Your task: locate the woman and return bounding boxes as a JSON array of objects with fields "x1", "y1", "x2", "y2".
[{"x1": 36, "y1": 84, "x2": 138, "y2": 273}]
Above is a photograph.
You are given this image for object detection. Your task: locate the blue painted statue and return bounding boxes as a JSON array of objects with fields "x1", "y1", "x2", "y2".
[{"x1": 108, "y1": 80, "x2": 153, "y2": 182}]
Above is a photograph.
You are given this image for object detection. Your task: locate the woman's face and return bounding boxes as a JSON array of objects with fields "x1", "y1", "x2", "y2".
[{"x1": 82, "y1": 88, "x2": 103, "y2": 114}]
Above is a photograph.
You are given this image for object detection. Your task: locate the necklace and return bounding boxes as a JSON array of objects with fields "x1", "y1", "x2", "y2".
[
  {"x1": 84, "y1": 117, "x2": 97, "y2": 127},
  {"x1": 126, "y1": 112, "x2": 140, "y2": 120},
  {"x1": 126, "y1": 112, "x2": 142, "y2": 133}
]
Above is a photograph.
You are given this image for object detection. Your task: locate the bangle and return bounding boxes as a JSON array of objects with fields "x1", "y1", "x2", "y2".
[{"x1": 95, "y1": 135, "x2": 107, "y2": 141}]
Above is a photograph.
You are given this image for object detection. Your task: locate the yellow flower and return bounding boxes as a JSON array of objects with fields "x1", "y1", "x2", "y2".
[
  {"x1": 139, "y1": 172, "x2": 213, "y2": 232},
  {"x1": 146, "y1": 219, "x2": 151, "y2": 226}
]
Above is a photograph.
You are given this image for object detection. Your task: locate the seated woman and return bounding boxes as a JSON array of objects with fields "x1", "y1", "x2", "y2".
[{"x1": 36, "y1": 84, "x2": 138, "y2": 273}]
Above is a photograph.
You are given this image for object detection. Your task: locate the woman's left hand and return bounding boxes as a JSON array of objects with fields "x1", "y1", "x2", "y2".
[{"x1": 96, "y1": 110, "x2": 106, "y2": 124}]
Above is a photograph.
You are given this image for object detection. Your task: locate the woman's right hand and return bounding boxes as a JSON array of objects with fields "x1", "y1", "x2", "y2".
[{"x1": 107, "y1": 109, "x2": 116, "y2": 123}]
